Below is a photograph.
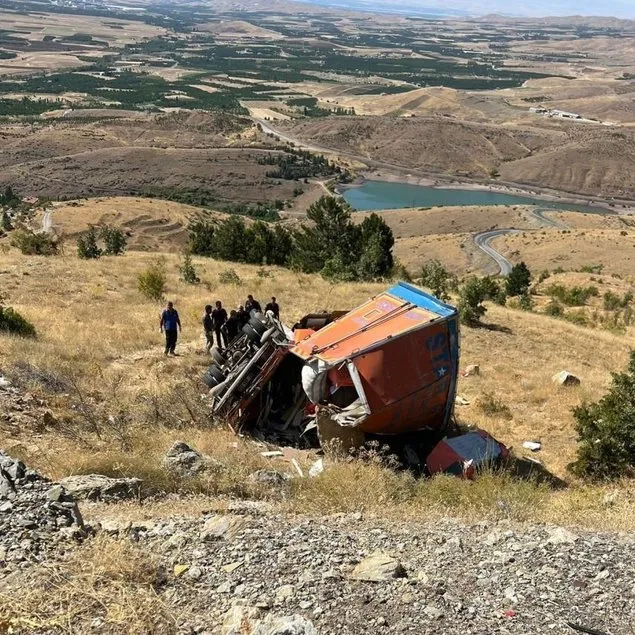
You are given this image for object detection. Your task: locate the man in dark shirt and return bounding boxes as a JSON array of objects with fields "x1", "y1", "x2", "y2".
[
  {"x1": 245, "y1": 294, "x2": 262, "y2": 316},
  {"x1": 160, "y1": 301, "x2": 181, "y2": 356},
  {"x1": 265, "y1": 296, "x2": 280, "y2": 319},
  {"x1": 223, "y1": 309, "x2": 241, "y2": 343},
  {"x1": 237, "y1": 305, "x2": 249, "y2": 328},
  {"x1": 202, "y1": 304, "x2": 214, "y2": 352},
  {"x1": 211, "y1": 300, "x2": 228, "y2": 349}
]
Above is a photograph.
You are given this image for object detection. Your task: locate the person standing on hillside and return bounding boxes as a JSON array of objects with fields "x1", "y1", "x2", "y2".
[
  {"x1": 202, "y1": 304, "x2": 214, "y2": 353},
  {"x1": 212, "y1": 300, "x2": 228, "y2": 350},
  {"x1": 265, "y1": 296, "x2": 280, "y2": 319},
  {"x1": 245, "y1": 294, "x2": 261, "y2": 316},
  {"x1": 237, "y1": 304, "x2": 249, "y2": 328},
  {"x1": 223, "y1": 309, "x2": 241, "y2": 344},
  {"x1": 160, "y1": 301, "x2": 181, "y2": 356}
]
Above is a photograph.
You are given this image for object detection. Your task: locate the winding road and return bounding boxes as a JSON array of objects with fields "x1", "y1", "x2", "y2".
[{"x1": 257, "y1": 118, "x2": 583, "y2": 276}]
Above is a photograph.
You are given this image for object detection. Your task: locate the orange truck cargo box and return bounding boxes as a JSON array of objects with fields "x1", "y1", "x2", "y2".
[{"x1": 291, "y1": 282, "x2": 460, "y2": 436}]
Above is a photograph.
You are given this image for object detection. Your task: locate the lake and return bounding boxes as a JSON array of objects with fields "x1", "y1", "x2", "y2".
[{"x1": 341, "y1": 180, "x2": 601, "y2": 213}]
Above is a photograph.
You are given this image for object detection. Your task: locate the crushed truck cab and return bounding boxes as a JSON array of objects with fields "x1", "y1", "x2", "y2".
[{"x1": 205, "y1": 282, "x2": 460, "y2": 447}]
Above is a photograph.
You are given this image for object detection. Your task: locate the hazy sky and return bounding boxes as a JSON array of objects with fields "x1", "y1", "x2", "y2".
[{"x1": 313, "y1": 0, "x2": 635, "y2": 18}]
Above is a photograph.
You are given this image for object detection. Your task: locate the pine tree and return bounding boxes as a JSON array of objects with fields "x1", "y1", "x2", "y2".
[
  {"x1": 77, "y1": 226, "x2": 102, "y2": 260},
  {"x1": 506, "y1": 261, "x2": 531, "y2": 296}
]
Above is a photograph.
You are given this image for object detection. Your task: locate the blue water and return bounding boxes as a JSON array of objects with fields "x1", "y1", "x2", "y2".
[{"x1": 341, "y1": 180, "x2": 602, "y2": 213}]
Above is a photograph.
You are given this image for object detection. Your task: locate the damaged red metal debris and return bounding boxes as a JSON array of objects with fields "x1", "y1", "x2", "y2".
[{"x1": 203, "y1": 282, "x2": 507, "y2": 476}]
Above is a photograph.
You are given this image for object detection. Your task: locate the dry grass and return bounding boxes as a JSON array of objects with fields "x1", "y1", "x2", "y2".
[
  {"x1": 2, "y1": 249, "x2": 635, "y2": 531},
  {"x1": 493, "y1": 228, "x2": 635, "y2": 276},
  {"x1": 0, "y1": 535, "x2": 176, "y2": 634}
]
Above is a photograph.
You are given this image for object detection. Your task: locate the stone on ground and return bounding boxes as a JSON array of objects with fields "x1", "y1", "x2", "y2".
[
  {"x1": 552, "y1": 371, "x2": 581, "y2": 387},
  {"x1": 60, "y1": 474, "x2": 141, "y2": 502},
  {"x1": 349, "y1": 552, "x2": 406, "y2": 582},
  {"x1": 253, "y1": 614, "x2": 318, "y2": 635},
  {"x1": 163, "y1": 440, "x2": 205, "y2": 477}
]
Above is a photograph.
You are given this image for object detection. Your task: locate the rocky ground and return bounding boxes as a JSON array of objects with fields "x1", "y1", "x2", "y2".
[
  {"x1": 2, "y1": 456, "x2": 634, "y2": 635},
  {"x1": 1, "y1": 377, "x2": 634, "y2": 635},
  {"x1": 94, "y1": 508, "x2": 634, "y2": 635}
]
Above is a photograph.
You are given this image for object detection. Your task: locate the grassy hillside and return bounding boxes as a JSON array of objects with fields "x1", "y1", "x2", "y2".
[{"x1": 1, "y1": 248, "x2": 635, "y2": 530}]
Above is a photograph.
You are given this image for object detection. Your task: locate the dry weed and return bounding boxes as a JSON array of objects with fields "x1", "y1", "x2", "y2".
[{"x1": 0, "y1": 535, "x2": 176, "y2": 634}]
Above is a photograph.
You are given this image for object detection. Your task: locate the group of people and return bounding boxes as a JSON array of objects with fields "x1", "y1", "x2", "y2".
[{"x1": 159, "y1": 295, "x2": 280, "y2": 356}]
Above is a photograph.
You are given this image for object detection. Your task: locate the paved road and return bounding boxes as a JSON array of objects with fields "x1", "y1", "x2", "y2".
[
  {"x1": 259, "y1": 118, "x2": 579, "y2": 277},
  {"x1": 42, "y1": 210, "x2": 53, "y2": 233},
  {"x1": 473, "y1": 229, "x2": 521, "y2": 276}
]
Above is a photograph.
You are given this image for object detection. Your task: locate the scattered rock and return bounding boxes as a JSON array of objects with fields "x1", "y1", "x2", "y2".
[
  {"x1": 522, "y1": 441, "x2": 541, "y2": 452},
  {"x1": 423, "y1": 605, "x2": 445, "y2": 620},
  {"x1": 463, "y1": 364, "x2": 480, "y2": 377},
  {"x1": 201, "y1": 515, "x2": 246, "y2": 541},
  {"x1": 276, "y1": 584, "x2": 295, "y2": 602},
  {"x1": 253, "y1": 614, "x2": 318, "y2": 635},
  {"x1": 59, "y1": 474, "x2": 141, "y2": 502},
  {"x1": 248, "y1": 470, "x2": 290, "y2": 488},
  {"x1": 163, "y1": 441, "x2": 206, "y2": 477},
  {"x1": 349, "y1": 552, "x2": 406, "y2": 582},
  {"x1": 552, "y1": 371, "x2": 581, "y2": 387},
  {"x1": 174, "y1": 564, "x2": 190, "y2": 578},
  {"x1": 546, "y1": 526, "x2": 578, "y2": 545},
  {"x1": 1, "y1": 450, "x2": 86, "y2": 578},
  {"x1": 221, "y1": 605, "x2": 262, "y2": 635}
]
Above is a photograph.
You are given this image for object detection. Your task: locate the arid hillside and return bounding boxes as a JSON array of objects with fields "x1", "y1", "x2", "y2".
[
  {"x1": 276, "y1": 116, "x2": 635, "y2": 199},
  {"x1": 0, "y1": 112, "x2": 324, "y2": 206},
  {"x1": 277, "y1": 116, "x2": 557, "y2": 179}
]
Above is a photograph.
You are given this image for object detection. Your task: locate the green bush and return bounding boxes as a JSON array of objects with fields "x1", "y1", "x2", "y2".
[
  {"x1": 506, "y1": 261, "x2": 531, "y2": 296},
  {"x1": 179, "y1": 253, "x2": 200, "y2": 284},
  {"x1": 218, "y1": 268, "x2": 242, "y2": 286},
  {"x1": 0, "y1": 304, "x2": 36, "y2": 338},
  {"x1": 1, "y1": 211, "x2": 12, "y2": 232},
  {"x1": 569, "y1": 351, "x2": 635, "y2": 480},
  {"x1": 77, "y1": 226, "x2": 102, "y2": 260},
  {"x1": 544, "y1": 300, "x2": 564, "y2": 317},
  {"x1": 419, "y1": 260, "x2": 457, "y2": 301},
  {"x1": 518, "y1": 292, "x2": 533, "y2": 312},
  {"x1": 101, "y1": 226, "x2": 126, "y2": 256},
  {"x1": 137, "y1": 258, "x2": 167, "y2": 301},
  {"x1": 458, "y1": 277, "x2": 488, "y2": 326},
  {"x1": 11, "y1": 230, "x2": 58, "y2": 256},
  {"x1": 562, "y1": 310, "x2": 588, "y2": 327},
  {"x1": 545, "y1": 283, "x2": 598, "y2": 307}
]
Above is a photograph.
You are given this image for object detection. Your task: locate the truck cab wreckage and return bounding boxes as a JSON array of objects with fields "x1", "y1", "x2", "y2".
[{"x1": 203, "y1": 282, "x2": 461, "y2": 458}]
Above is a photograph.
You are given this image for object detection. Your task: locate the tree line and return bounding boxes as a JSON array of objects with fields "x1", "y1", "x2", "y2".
[{"x1": 188, "y1": 196, "x2": 395, "y2": 282}]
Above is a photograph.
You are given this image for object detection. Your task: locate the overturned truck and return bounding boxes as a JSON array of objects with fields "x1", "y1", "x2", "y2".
[{"x1": 203, "y1": 282, "x2": 460, "y2": 451}]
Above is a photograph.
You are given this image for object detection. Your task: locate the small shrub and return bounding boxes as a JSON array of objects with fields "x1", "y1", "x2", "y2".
[
  {"x1": 544, "y1": 300, "x2": 564, "y2": 317},
  {"x1": 458, "y1": 277, "x2": 488, "y2": 326},
  {"x1": 537, "y1": 269, "x2": 550, "y2": 283},
  {"x1": 77, "y1": 226, "x2": 102, "y2": 260},
  {"x1": 179, "y1": 253, "x2": 200, "y2": 284},
  {"x1": 477, "y1": 392, "x2": 512, "y2": 420},
  {"x1": 579, "y1": 263, "x2": 603, "y2": 274},
  {"x1": 256, "y1": 267, "x2": 272, "y2": 279},
  {"x1": 137, "y1": 258, "x2": 167, "y2": 301},
  {"x1": 218, "y1": 268, "x2": 242, "y2": 286},
  {"x1": 1, "y1": 210, "x2": 12, "y2": 232},
  {"x1": 101, "y1": 226, "x2": 126, "y2": 256},
  {"x1": 0, "y1": 304, "x2": 36, "y2": 338},
  {"x1": 603, "y1": 291, "x2": 621, "y2": 311},
  {"x1": 562, "y1": 310, "x2": 588, "y2": 327},
  {"x1": 569, "y1": 351, "x2": 635, "y2": 480},
  {"x1": 11, "y1": 230, "x2": 58, "y2": 256},
  {"x1": 518, "y1": 292, "x2": 533, "y2": 311},
  {"x1": 546, "y1": 283, "x2": 598, "y2": 307},
  {"x1": 419, "y1": 260, "x2": 458, "y2": 301}
]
